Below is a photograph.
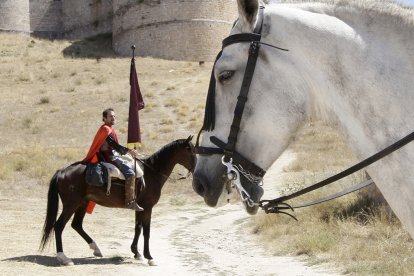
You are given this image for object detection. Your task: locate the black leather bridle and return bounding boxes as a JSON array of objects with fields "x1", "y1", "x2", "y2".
[
  {"x1": 195, "y1": 7, "x2": 288, "y2": 205},
  {"x1": 194, "y1": 5, "x2": 414, "y2": 215}
]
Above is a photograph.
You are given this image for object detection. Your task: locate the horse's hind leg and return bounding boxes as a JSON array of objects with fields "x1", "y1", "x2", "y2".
[
  {"x1": 54, "y1": 204, "x2": 79, "y2": 266},
  {"x1": 71, "y1": 203, "x2": 103, "y2": 257}
]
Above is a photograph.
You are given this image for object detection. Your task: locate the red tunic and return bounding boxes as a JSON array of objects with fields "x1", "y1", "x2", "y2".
[
  {"x1": 84, "y1": 124, "x2": 120, "y2": 214},
  {"x1": 83, "y1": 124, "x2": 119, "y2": 164}
]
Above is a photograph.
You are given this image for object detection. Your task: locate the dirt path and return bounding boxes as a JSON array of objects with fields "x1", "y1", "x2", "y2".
[
  {"x1": 160, "y1": 204, "x2": 338, "y2": 276},
  {"x1": 0, "y1": 182, "x2": 338, "y2": 276}
]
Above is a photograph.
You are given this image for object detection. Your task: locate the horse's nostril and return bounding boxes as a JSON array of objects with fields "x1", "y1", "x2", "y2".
[{"x1": 192, "y1": 176, "x2": 206, "y2": 196}]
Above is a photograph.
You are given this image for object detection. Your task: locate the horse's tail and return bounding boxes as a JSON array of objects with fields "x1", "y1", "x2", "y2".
[{"x1": 39, "y1": 170, "x2": 61, "y2": 251}]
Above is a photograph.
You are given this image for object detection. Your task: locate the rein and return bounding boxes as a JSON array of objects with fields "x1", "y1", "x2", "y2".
[
  {"x1": 135, "y1": 157, "x2": 192, "y2": 182},
  {"x1": 260, "y1": 130, "x2": 414, "y2": 216}
]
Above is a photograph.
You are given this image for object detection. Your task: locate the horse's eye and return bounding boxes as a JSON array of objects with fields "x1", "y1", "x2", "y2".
[{"x1": 218, "y1": 70, "x2": 234, "y2": 84}]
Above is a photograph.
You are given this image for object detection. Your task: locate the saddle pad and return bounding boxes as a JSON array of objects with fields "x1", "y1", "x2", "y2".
[{"x1": 102, "y1": 161, "x2": 143, "y2": 180}]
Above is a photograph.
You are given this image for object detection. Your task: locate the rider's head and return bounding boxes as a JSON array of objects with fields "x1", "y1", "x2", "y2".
[{"x1": 102, "y1": 108, "x2": 115, "y2": 125}]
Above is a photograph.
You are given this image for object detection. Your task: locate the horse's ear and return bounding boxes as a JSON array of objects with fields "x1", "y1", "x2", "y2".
[
  {"x1": 186, "y1": 135, "x2": 194, "y2": 143},
  {"x1": 237, "y1": 0, "x2": 259, "y2": 32}
]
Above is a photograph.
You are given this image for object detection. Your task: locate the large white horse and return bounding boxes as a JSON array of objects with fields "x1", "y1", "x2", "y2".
[{"x1": 193, "y1": 0, "x2": 414, "y2": 239}]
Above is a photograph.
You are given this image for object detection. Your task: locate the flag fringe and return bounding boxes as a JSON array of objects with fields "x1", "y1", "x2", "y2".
[{"x1": 127, "y1": 142, "x2": 142, "y2": 149}]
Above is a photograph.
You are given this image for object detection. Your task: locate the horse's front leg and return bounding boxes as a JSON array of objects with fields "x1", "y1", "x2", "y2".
[
  {"x1": 142, "y1": 208, "x2": 155, "y2": 266},
  {"x1": 131, "y1": 211, "x2": 143, "y2": 260}
]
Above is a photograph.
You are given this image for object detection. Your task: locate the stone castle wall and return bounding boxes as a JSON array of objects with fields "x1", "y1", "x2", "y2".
[
  {"x1": 61, "y1": 0, "x2": 113, "y2": 39},
  {"x1": 0, "y1": 0, "x2": 238, "y2": 61},
  {"x1": 113, "y1": 0, "x2": 237, "y2": 61},
  {"x1": 0, "y1": 0, "x2": 30, "y2": 33},
  {"x1": 0, "y1": 0, "x2": 112, "y2": 38},
  {"x1": 29, "y1": 0, "x2": 63, "y2": 38}
]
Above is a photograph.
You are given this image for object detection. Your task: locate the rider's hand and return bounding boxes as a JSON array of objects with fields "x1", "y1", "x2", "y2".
[{"x1": 128, "y1": 149, "x2": 138, "y2": 158}]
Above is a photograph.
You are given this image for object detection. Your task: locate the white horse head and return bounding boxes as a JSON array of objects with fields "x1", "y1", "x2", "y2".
[
  {"x1": 193, "y1": 0, "x2": 414, "y2": 238},
  {"x1": 193, "y1": 0, "x2": 310, "y2": 214}
]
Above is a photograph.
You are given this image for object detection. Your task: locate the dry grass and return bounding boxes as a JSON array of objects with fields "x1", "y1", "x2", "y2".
[
  {"x1": 0, "y1": 146, "x2": 84, "y2": 185},
  {"x1": 160, "y1": 119, "x2": 174, "y2": 125},
  {"x1": 0, "y1": 32, "x2": 413, "y2": 274},
  {"x1": 253, "y1": 210, "x2": 414, "y2": 275},
  {"x1": 0, "y1": 32, "x2": 208, "y2": 157},
  {"x1": 164, "y1": 97, "x2": 181, "y2": 107},
  {"x1": 0, "y1": 32, "x2": 207, "y2": 205},
  {"x1": 251, "y1": 121, "x2": 414, "y2": 275}
]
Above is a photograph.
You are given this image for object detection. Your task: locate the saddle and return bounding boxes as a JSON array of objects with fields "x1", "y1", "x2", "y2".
[
  {"x1": 103, "y1": 155, "x2": 144, "y2": 180},
  {"x1": 85, "y1": 156, "x2": 144, "y2": 195}
]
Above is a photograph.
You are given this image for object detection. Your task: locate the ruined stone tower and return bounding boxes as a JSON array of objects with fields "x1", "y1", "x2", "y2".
[{"x1": 113, "y1": 0, "x2": 237, "y2": 61}]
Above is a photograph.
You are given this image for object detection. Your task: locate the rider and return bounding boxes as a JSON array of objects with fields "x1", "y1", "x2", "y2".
[{"x1": 84, "y1": 108, "x2": 144, "y2": 211}]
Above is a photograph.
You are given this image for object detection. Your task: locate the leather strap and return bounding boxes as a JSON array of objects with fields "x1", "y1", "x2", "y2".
[
  {"x1": 195, "y1": 6, "x2": 267, "y2": 180},
  {"x1": 194, "y1": 145, "x2": 224, "y2": 155},
  {"x1": 220, "y1": 7, "x2": 264, "y2": 160},
  {"x1": 195, "y1": 137, "x2": 266, "y2": 178},
  {"x1": 291, "y1": 179, "x2": 374, "y2": 209},
  {"x1": 262, "y1": 179, "x2": 374, "y2": 213},
  {"x1": 222, "y1": 33, "x2": 261, "y2": 48},
  {"x1": 261, "y1": 130, "x2": 414, "y2": 206},
  {"x1": 210, "y1": 136, "x2": 266, "y2": 177},
  {"x1": 224, "y1": 41, "x2": 261, "y2": 161}
]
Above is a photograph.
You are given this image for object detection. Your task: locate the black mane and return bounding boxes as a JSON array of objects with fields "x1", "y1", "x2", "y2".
[{"x1": 143, "y1": 139, "x2": 188, "y2": 171}]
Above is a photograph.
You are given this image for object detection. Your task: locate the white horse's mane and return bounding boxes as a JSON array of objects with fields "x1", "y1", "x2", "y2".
[{"x1": 267, "y1": 0, "x2": 414, "y2": 27}]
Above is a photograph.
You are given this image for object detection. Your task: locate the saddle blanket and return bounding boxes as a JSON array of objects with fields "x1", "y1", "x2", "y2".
[{"x1": 103, "y1": 155, "x2": 144, "y2": 180}]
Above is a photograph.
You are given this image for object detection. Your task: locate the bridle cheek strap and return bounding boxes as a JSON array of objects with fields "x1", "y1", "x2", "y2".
[
  {"x1": 195, "y1": 7, "x2": 267, "y2": 180},
  {"x1": 224, "y1": 40, "x2": 261, "y2": 161}
]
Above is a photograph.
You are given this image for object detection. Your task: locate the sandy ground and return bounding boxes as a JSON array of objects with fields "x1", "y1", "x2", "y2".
[
  {"x1": 0, "y1": 196, "x2": 338, "y2": 276},
  {"x1": 0, "y1": 151, "x2": 340, "y2": 276}
]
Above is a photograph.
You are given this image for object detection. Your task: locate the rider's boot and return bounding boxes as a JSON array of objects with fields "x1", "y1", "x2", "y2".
[{"x1": 125, "y1": 176, "x2": 144, "y2": 211}]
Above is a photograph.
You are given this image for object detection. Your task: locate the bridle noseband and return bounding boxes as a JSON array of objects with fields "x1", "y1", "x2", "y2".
[{"x1": 195, "y1": 7, "x2": 288, "y2": 206}]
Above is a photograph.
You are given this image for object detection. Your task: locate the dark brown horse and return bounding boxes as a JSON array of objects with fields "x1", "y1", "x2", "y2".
[{"x1": 40, "y1": 136, "x2": 196, "y2": 266}]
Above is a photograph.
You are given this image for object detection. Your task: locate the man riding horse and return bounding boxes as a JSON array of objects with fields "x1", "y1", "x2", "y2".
[{"x1": 84, "y1": 108, "x2": 144, "y2": 211}]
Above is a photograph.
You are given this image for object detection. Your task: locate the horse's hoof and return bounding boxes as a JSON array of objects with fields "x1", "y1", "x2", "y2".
[
  {"x1": 93, "y1": 251, "x2": 103, "y2": 257},
  {"x1": 148, "y1": 259, "x2": 157, "y2": 266},
  {"x1": 57, "y1": 252, "x2": 74, "y2": 266},
  {"x1": 134, "y1": 254, "x2": 143, "y2": 260},
  {"x1": 89, "y1": 241, "x2": 103, "y2": 257}
]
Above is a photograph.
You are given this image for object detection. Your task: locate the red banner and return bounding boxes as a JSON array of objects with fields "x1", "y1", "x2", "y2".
[{"x1": 127, "y1": 57, "x2": 145, "y2": 148}]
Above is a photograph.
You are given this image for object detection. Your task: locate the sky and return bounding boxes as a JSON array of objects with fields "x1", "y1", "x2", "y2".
[{"x1": 399, "y1": 0, "x2": 414, "y2": 5}]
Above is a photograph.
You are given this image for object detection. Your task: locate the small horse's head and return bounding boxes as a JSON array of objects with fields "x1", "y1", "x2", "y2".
[
  {"x1": 193, "y1": 0, "x2": 309, "y2": 214},
  {"x1": 177, "y1": 135, "x2": 197, "y2": 174}
]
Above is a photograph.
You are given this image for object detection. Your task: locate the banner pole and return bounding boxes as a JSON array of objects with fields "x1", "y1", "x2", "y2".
[
  {"x1": 131, "y1": 45, "x2": 136, "y2": 59},
  {"x1": 132, "y1": 45, "x2": 136, "y2": 198}
]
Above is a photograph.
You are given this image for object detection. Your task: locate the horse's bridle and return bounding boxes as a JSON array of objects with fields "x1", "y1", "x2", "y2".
[
  {"x1": 195, "y1": 5, "x2": 414, "y2": 216},
  {"x1": 195, "y1": 7, "x2": 288, "y2": 206}
]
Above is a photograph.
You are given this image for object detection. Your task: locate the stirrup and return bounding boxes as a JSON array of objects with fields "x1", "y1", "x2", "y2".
[{"x1": 125, "y1": 201, "x2": 144, "y2": 211}]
